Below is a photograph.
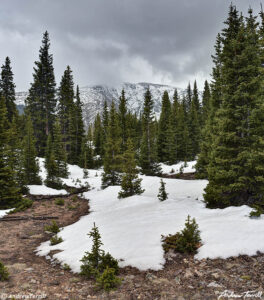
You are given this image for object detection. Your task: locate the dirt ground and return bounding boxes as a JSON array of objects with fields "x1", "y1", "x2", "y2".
[{"x1": 0, "y1": 196, "x2": 263, "y2": 300}]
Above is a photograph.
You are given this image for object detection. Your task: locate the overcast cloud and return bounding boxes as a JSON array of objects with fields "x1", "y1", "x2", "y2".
[{"x1": 0, "y1": 0, "x2": 261, "y2": 91}]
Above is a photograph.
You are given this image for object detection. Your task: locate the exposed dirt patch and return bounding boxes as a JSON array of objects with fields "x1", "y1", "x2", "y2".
[{"x1": 0, "y1": 196, "x2": 264, "y2": 299}]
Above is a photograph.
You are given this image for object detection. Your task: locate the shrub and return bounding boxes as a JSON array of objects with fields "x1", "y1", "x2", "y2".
[
  {"x1": 96, "y1": 267, "x2": 122, "y2": 292},
  {"x1": 71, "y1": 195, "x2": 79, "y2": 202},
  {"x1": 0, "y1": 261, "x2": 9, "y2": 281},
  {"x1": 55, "y1": 198, "x2": 65, "y2": 206},
  {"x1": 80, "y1": 223, "x2": 119, "y2": 279},
  {"x1": 162, "y1": 215, "x2": 201, "y2": 254},
  {"x1": 44, "y1": 220, "x2": 60, "y2": 234},
  {"x1": 50, "y1": 235, "x2": 63, "y2": 245},
  {"x1": 9, "y1": 198, "x2": 33, "y2": 214},
  {"x1": 62, "y1": 263, "x2": 71, "y2": 271},
  {"x1": 249, "y1": 205, "x2": 263, "y2": 218}
]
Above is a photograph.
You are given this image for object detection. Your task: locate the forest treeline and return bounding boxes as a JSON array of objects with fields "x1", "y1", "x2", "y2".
[{"x1": 1, "y1": 5, "x2": 264, "y2": 210}]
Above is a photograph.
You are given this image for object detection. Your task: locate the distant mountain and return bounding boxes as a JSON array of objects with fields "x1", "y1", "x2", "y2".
[{"x1": 15, "y1": 82, "x2": 184, "y2": 127}]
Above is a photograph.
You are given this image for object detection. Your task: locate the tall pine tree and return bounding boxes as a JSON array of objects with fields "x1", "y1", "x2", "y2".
[{"x1": 26, "y1": 31, "x2": 56, "y2": 156}]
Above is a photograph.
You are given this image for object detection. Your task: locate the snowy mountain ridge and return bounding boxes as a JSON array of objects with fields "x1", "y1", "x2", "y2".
[{"x1": 15, "y1": 82, "x2": 183, "y2": 127}]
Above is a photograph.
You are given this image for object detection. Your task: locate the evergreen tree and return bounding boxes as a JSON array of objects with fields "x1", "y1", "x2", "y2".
[
  {"x1": 118, "y1": 138, "x2": 144, "y2": 198},
  {"x1": 101, "y1": 100, "x2": 109, "y2": 156},
  {"x1": 81, "y1": 125, "x2": 94, "y2": 174},
  {"x1": 201, "y1": 80, "x2": 211, "y2": 125},
  {"x1": 186, "y1": 82, "x2": 192, "y2": 112},
  {"x1": 177, "y1": 102, "x2": 192, "y2": 161},
  {"x1": 188, "y1": 100, "x2": 200, "y2": 159},
  {"x1": 68, "y1": 85, "x2": 85, "y2": 165},
  {"x1": 204, "y1": 7, "x2": 264, "y2": 208},
  {"x1": 165, "y1": 89, "x2": 179, "y2": 164},
  {"x1": 192, "y1": 80, "x2": 200, "y2": 115},
  {"x1": 93, "y1": 114, "x2": 103, "y2": 157},
  {"x1": 139, "y1": 89, "x2": 161, "y2": 175},
  {"x1": 0, "y1": 57, "x2": 17, "y2": 122},
  {"x1": 0, "y1": 97, "x2": 22, "y2": 208},
  {"x1": 196, "y1": 34, "x2": 223, "y2": 178},
  {"x1": 158, "y1": 179, "x2": 168, "y2": 201},
  {"x1": 157, "y1": 91, "x2": 171, "y2": 162},
  {"x1": 22, "y1": 115, "x2": 42, "y2": 185},
  {"x1": 101, "y1": 102, "x2": 122, "y2": 188},
  {"x1": 8, "y1": 118, "x2": 27, "y2": 193},
  {"x1": 45, "y1": 134, "x2": 62, "y2": 189},
  {"x1": 26, "y1": 31, "x2": 56, "y2": 156},
  {"x1": 53, "y1": 119, "x2": 68, "y2": 178},
  {"x1": 118, "y1": 89, "x2": 128, "y2": 152},
  {"x1": 58, "y1": 65, "x2": 75, "y2": 160}
]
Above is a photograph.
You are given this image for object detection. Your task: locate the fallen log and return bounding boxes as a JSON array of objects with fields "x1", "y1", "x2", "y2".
[{"x1": 0, "y1": 216, "x2": 59, "y2": 222}]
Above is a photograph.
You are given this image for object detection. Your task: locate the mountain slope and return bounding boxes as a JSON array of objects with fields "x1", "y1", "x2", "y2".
[{"x1": 15, "y1": 82, "x2": 182, "y2": 127}]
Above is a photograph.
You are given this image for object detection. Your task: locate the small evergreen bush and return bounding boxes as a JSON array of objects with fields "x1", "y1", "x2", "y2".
[
  {"x1": 162, "y1": 215, "x2": 201, "y2": 254},
  {"x1": 55, "y1": 198, "x2": 65, "y2": 206},
  {"x1": 0, "y1": 261, "x2": 9, "y2": 281},
  {"x1": 50, "y1": 235, "x2": 63, "y2": 245},
  {"x1": 158, "y1": 179, "x2": 168, "y2": 201},
  {"x1": 9, "y1": 198, "x2": 33, "y2": 214},
  {"x1": 44, "y1": 220, "x2": 60, "y2": 234},
  {"x1": 96, "y1": 267, "x2": 122, "y2": 292},
  {"x1": 80, "y1": 223, "x2": 119, "y2": 279},
  {"x1": 249, "y1": 205, "x2": 263, "y2": 218},
  {"x1": 62, "y1": 263, "x2": 71, "y2": 271}
]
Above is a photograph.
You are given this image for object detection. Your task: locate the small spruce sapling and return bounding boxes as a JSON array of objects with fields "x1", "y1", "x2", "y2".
[
  {"x1": 118, "y1": 138, "x2": 144, "y2": 199},
  {"x1": 96, "y1": 267, "x2": 122, "y2": 292},
  {"x1": 0, "y1": 261, "x2": 9, "y2": 281},
  {"x1": 80, "y1": 223, "x2": 119, "y2": 279},
  {"x1": 162, "y1": 215, "x2": 201, "y2": 254},
  {"x1": 158, "y1": 179, "x2": 168, "y2": 201},
  {"x1": 44, "y1": 220, "x2": 60, "y2": 234}
]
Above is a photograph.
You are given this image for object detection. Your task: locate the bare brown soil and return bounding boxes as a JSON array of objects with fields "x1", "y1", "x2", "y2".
[{"x1": 0, "y1": 196, "x2": 264, "y2": 300}]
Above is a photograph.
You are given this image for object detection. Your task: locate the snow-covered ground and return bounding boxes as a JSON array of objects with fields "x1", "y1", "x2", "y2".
[
  {"x1": 27, "y1": 185, "x2": 68, "y2": 196},
  {"x1": 160, "y1": 160, "x2": 196, "y2": 174},
  {"x1": 0, "y1": 209, "x2": 12, "y2": 218},
  {"x1": 36, "y1": 161, "x2": 264, "y2": 273}
]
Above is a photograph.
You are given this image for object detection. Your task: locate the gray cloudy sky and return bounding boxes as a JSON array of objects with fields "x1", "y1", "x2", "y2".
[{"x1": 0, "y1": 0, "x2": 261, "y2": 91}]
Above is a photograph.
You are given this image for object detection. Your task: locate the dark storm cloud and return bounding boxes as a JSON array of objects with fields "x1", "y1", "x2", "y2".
[{"x1": 0, "y1": 0, "x2": 261, "y2": 91}]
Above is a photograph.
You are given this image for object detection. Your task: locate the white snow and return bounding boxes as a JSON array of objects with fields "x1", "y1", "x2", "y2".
[
  {"x1": 160, "y1": 160, "x2": 196, "y2": 174},
  {"x1": 36, "y1": 166, "x2": 264, "y2": 273},
  {"x1": 0, "y1": 209, "x2": 12, "y2": 218},
  {"x1": 27, "y1": 185, "x2": 68, "y2": 196}
]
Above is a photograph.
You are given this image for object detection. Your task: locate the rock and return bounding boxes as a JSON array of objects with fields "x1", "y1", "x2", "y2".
[
  {"x1": 174, "y1": 276, "x2": 181, "y2": 284},
  {"x1": 152, "y1": 278, "x2": 171, "y2": 285},
  {"x1": 21, "y1": 283, "x2": 30, "y2": 290},
  {"x1": 20, "y1": 235, "x2": 29, "y2": 239},
  {"x1": 184, "y1": 269, "x2": 193, "y2": 279},
  {"x1": 145, "y1": 272, "x2": 157, "y2": 281},
  {"x1": 241, "y1": 275, "x2": 251, "y2": 281},
  {"x1": 225, "y1": 262, "x2": 237, "y2": 270},
  {"x1": 176, "y1": 296, "x2": 185, "y2": 300},
  {"x1": 6, "y1": 263, "x2": 27, "y2": 271},
  {"x1": 49, "y1": 281, "x2": 60, "y2": 286},
  {"x1": 207, "y1": 281, "x2": 222, "y2": 288},
  {"x1": 194, "y1": 269, "x2": 203, "y2": 277},
  {"x1": 30, "y1": 279, "x2": 37, "y2": 284},
  {"x1": 69, "y1": 277, "x2": 80, "y2": 283},
  {"x1": 125, "y1": 275, "x2": 135, "y2": 281},
  {"x1": 199, "y1": 261, "x2": 207, "y2": 268},
  {"x1": 211, "y1": 272, "x2": 220, "y2": 280},
  {"x1": 25, "y1": 267, "x2": 34, "y2": 272},
  {"x1": 174, "y1": 269, "x2": 183, "y2": 276}
]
